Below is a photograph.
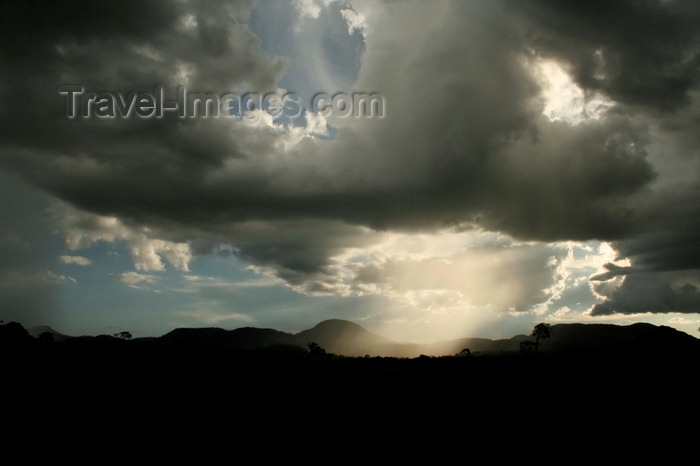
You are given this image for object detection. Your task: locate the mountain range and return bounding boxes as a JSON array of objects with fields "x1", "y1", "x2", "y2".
[
  {"x1": 9, "y1": 317, "x2": 699, "y2": 427},
  {"x1": 30, "y1": 318, "x2": 699, "y2": 358}
]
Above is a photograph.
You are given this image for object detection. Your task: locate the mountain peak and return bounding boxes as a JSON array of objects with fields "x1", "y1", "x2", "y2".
[
  {"x1": 307, "y1": 319, "x2": 366, "y2": 332},
  {"x1": 28, "y1": 325, "x2": 71, "y2": 342},
  {"x1": 294, "y1": 319, "x2": 391, "y2": 356}
]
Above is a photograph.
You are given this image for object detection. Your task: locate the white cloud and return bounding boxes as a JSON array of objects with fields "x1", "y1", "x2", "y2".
[
  {"x1": 340, "y1": 7, "x2": 366, "y2": 35},
  {"x1": 293, "y1": 0, "x2": 337, "y2": 21},
  {"x1": 116, "y1": 271, "x2": 159, "y2": 290},
  {"x1": 44, "y1": 270, "x2": 76, "y2": 284},
  {"x1": 59, "y1": 255, "x2": 92, "y2": 266},
  {"x1": 52, "y1": 201, "x2": 192, "y2": 272}
]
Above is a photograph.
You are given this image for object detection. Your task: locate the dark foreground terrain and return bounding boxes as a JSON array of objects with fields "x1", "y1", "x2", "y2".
[{"x1": 2, "y1": 320, "x2": 698, "y2": 447}]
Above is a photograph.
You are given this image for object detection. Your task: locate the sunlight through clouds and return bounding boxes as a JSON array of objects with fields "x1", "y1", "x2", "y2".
[
  {"x1": 295, "y1": 230, "x2": 618, "y2": 331},
  {"x1": 528, "y1": 57, "x2": 614, "y2": 124},
  {"x1": 3, "y1": 0, "x2": 700, "y2": 340}
]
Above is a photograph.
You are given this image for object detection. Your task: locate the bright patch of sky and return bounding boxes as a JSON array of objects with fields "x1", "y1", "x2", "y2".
[
  {"x1": 529, "y1": 57, "x2": 614, "y2": 124},
  {"x1": 246, "y1": 0, "x2": 365, "y2": 129}
]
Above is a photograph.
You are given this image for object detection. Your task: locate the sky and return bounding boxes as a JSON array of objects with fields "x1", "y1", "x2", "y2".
[{"x1": 1, "y1": 0, "x2": 700, "y2": 343}]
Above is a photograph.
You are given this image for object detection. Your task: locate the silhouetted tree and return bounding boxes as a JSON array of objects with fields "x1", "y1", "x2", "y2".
[
  {"x1": 0, "y1": 322, "x2": 32, "y2": 346},
  {"x1": 114, "y1": 331, "x2": 132, "y2": 340},
  {"x1": 38, "y1": 331, "x2": 54, "y2": 343},
  {"x1": 531, "y1": 323, "x2": 551, "y2": 353},
  {"x1": 307, "y1": 341, "x2": 326, "y2": 358}
]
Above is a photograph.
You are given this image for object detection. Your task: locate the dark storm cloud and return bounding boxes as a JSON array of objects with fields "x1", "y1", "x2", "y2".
[
  {"x1": 216, "y1": 219, "x2": 377, "y2": 291},
  {"x1": 0, "y1": 0, "x2": 285, "y2": 170},
  {"x1": 512, "y1": 0, "x2": 700, "y2": 112},
  {"x1": 590, "y1": 185, "x2": 700, "y2": 315},
  {"x1": 1, "y1": 0, "x2": 699, "y2": 316},
  {"x1": 503, "y1": 0, "x2": 700, "y2": 315},
  {"x1": 1, "y1": 0, "x2": 653, "y2": 233},
  {"x1": 591, "y1": 271, "x2": 700, "y2": 315},
  {"x1": 476, "y1": 115, "x2": 655, "y2": 241}
]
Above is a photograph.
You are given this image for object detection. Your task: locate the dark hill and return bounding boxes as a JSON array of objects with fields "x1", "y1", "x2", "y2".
[
  {"x1": 228, "y1": 326, "x2": 296, "y2": 349},
  {"x1": 539, "y1": 322, "x2": 699, "y2": 353},
  {"x1": 292, "y1": 319, "x2": 393, "y2": 356},
  {"x1": 158, "y1": 326, "x2": 294, "y2": 350},
  {"x1": 152, "y1": 319, "x2": 699, "y2": 357},
  {"x1": 159, "y1": 327, "x2": 234, "y2": 348},
  {"x1": 3, "y1": 319, "x2": 698, "y2": 357},
  {"x1": 28, "y1": 325, "x2": 72, "y2": 342},
  {"x1": 3, "y1": 319, "x2": 697, "y2": 437},
  {"x1": 141, "y1": 319, "x2": 396, "y2": 356}
]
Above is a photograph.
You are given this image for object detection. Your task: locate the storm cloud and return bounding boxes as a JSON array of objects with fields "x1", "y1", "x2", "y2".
[{"x1": 1, "y1": 0, "x2": 700, "y2": 327}]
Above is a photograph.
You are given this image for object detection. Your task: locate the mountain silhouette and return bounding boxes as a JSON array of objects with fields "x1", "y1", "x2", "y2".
[
  {"x1": 422, "y1": 322, "x2": 699, "y2": 356},
  {"x1": 527, "y1": 322, "x2": 698, "y2": 353},
  {"x1": 137, "y1": 319, "x2": 699, "y2": 357},
  {"x1": 3, "y1": 318, "x2": 696, "y2": 440},
  {"x1": 149, "y1": 319, "x2": 399, "y2": 356},
  {"x1": 158, "y1": 326, "x2": 294, "y2": 349},
  {"x1": 28, "y1": 325, "x2": 72, "y2": 342},
  {"x1": 4, "y1": 319, "x2": 698, "y2": 357},
  {"x1": 292, "y1": 319, "x2": 393, "y2": 356}
]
